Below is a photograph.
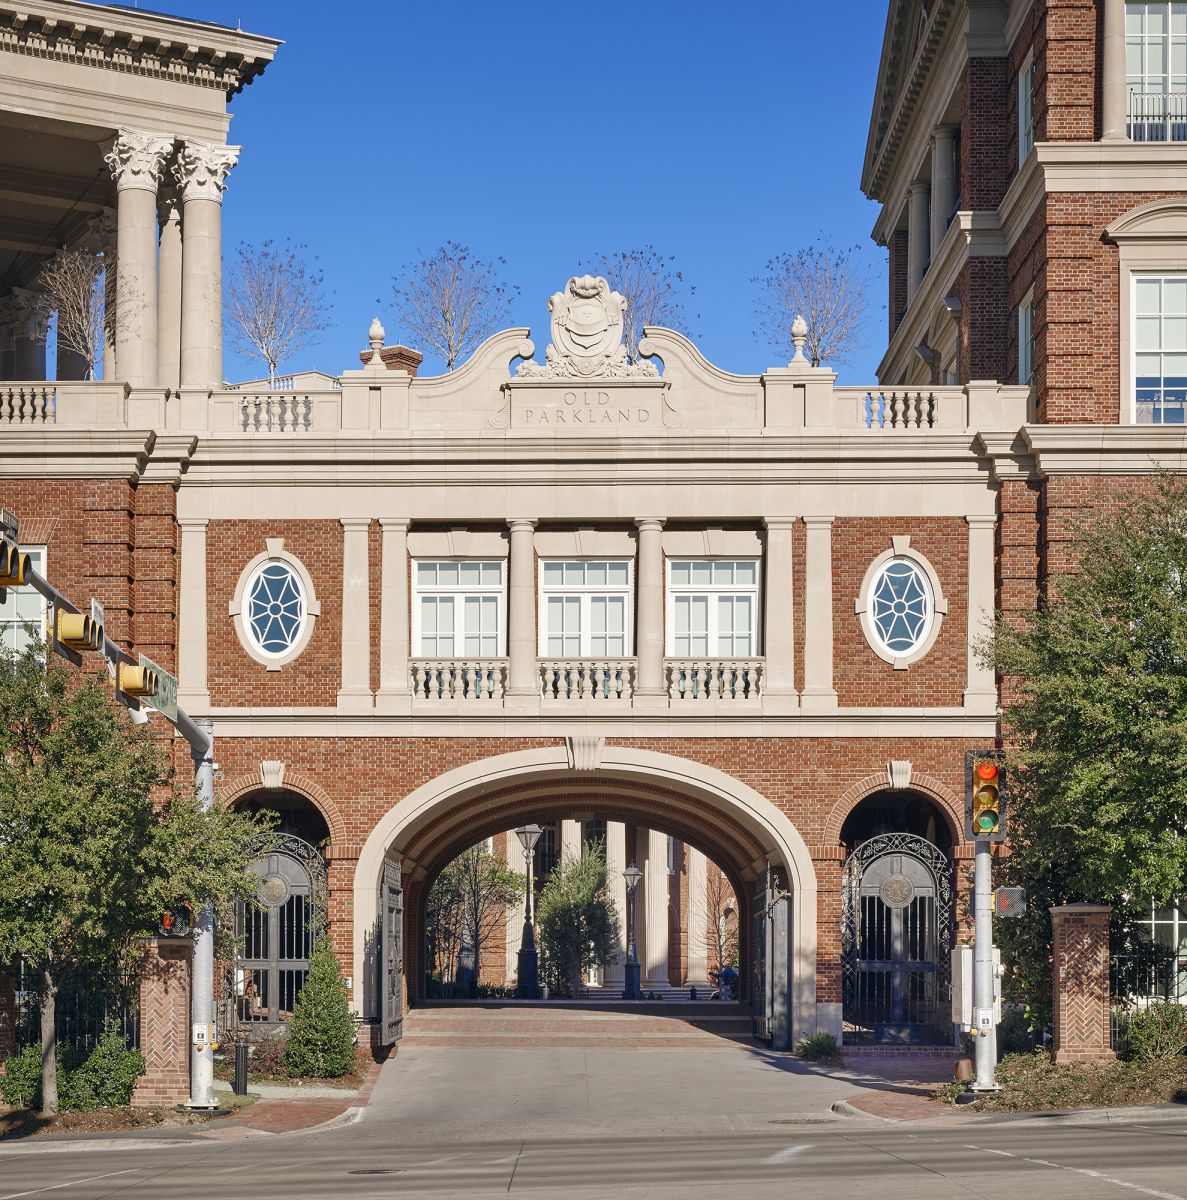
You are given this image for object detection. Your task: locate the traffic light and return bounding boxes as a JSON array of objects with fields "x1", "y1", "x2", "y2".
[
  {"x1": 117, "y1": 661, "x2": 159, "y2": 699},
  {"x1": 0, "y1": 539, "x2": 29, "y2": 592},
  {"x1": 965, "y1": 751, "x2": 1006, "y2": 842},
  {"x1": 55, "y1": 608, "x2": 103, "y2": 652}
]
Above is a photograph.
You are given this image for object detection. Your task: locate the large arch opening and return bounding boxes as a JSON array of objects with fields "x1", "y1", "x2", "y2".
[{"x1": 352, "y1": 746, "x2": 820, "y2": 1049}]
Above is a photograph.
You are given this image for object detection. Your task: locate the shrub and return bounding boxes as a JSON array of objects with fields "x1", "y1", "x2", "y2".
[
  {"x1": 997, "y1": 1008, "x2": 1040, "y2": 1057},
  {"x1": 1118, "y1": 1001, "x2": 1187, "y2": 1062},
  {"x1": 284, "y1": 940, "x2": 356, "y2": 1078},
  {"x1": 796, "y1": 1032, "x2": 840, "y2": 1061},
  {"x1": 1, "y1": 1028, "x2": 143, "y2": 1111},
  {"x1": 247, "y1": 1031, "x2": 289, "y2": 1076},
  {"x1": 0, "y1": 1044, "x2": 42, "y2": 1108}
]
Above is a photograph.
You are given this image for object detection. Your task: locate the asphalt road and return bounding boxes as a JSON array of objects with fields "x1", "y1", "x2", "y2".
[{"x1": 3, "y1": 1115, "x2": 1187, "y2": 1199}]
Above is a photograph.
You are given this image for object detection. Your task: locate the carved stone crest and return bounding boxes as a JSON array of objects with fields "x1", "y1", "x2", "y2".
[{"x1": 516, "y1": 275, "x2": 658, "y2": 379}]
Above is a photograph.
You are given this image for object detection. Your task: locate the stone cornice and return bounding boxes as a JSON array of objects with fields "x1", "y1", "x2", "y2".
[
  {"x1": 0, "y1": 429, "x2": 155, "y2": 479},
  {"x1": 1022, "y1": 425, "x2": 1187, "y2": 475},
  {"x1": 1034, "y1": 140, "x2": 1187, "y2": 193},
  {"x1": 0, "y1": 1, "x2": 280, "y2": 95}
]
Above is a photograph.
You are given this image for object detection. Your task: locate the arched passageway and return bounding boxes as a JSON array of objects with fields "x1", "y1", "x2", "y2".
[{"x1": 352, "y1": 746, "x2": 820, "y2": 1049}]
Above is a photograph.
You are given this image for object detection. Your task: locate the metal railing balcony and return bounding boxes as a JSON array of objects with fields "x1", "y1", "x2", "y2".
[
  {"x1": 1127, "y1": 91, "x2": 1187, "y2": 142},
  {"x1": 666, "y1": 657, "x2": 764, "y2": 701},
  {"x1": 410, "y1": 658, "x2": 508, "y2": 701},
  {"x1": 538, "y1": 658, "x2": 636, "y2": 701}
]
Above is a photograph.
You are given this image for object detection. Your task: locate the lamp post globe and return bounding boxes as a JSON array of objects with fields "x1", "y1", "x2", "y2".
[
  {"x1": 622, "y1": 864, "x2": 643, "y2": 1000},
  {"x1": 515, "y1": 824, "x2": 544, "y2": 1000}
]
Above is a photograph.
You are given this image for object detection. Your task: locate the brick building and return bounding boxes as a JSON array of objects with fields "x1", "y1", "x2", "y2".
[{"x1": 2, "y1": 0, "x2": 1180, "y2": 1058}]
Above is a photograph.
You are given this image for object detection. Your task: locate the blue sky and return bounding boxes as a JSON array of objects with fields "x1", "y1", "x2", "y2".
[{"x1": 155, "y1": 1, "x2": 889, "y2": 382}]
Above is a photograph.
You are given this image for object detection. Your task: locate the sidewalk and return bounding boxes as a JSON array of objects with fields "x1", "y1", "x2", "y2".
[{"x1": 837, "y1": 1052, "x2": 983, "y2": 1125}]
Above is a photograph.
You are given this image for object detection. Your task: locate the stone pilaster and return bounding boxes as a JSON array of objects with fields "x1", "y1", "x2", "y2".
[
  {"x1": 907, "y1": 180, "x2": 930, "y2": 303},
  {"x1": 505, "y1": 518, "x2": 538, "y2": 699},
  {"x1": 604, "y1": 821, "x2": 627, "y2": 986},
  {"x1": 176, "y1": 517, "x2": 210, "y2": 710},
  {"x1": 643, "y1": 827, "x2": 670, "y2": 987},
  {"x1": 376, "y1": 518, "x2": 411, "y2": 712},
  {"x1": 1102, "y1": 0, "x2": 1127, "y2": 142},
  {"x1": 762, "y1": 516, "x2": 797, "y2": 709},
  {"x1": 686, "y1": 845, "x2": 711, "y2": 988},
  {"x1": 1050, "y1": 904, "x2": 1116, "y2": 1064},
  {"x1": 964, "y1": 514, "x2": 998, "y2": 710},
  {"x1": 634, "y1": 517, "x2": 666, "y2": 703},
  {"x1": 338, "y1": 518, "x2": 372, "y2": 710},
  {"x1": 801, "y1": 516, "x2": 837, "y2": 710}
]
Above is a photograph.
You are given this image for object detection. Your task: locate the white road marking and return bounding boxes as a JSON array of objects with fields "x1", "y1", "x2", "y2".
[
  {"x1": 0, "y1": 1167, "x2": 140, "y2": 1199},
  {"x1": 763, "y1": 1144, "x2": 813, "y2": 1163},
  {"x1": 962, "y1": 1141, "x2": 1187, "y2": 1200}
]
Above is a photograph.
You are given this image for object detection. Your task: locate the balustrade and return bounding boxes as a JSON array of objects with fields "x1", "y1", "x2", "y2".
[
  {"x1": 0, "y1": 385, "x2": 55, "y2": 424},
  {"x1": 239, "y1": 393, "x2": 313, "y2": 432},
  {"x1": 863, "y1": 390, "x2": 936, "y2": 429},
  {"x1": 410, "y1": 658, "x2": 508, "y2": 701},
  {"x1": 666, "y1": 658, "x2": 764, "y2": 701},
  {"x1": 538, "y1": 658, "x2": 635, "y2": 701}
]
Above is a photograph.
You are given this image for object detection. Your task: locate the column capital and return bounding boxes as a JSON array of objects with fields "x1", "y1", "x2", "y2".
[
  {"x1": 908, "y1": 178, "x2": 930, "y2": 196},
  {"x1": 762, "y1": 515, "x2": 798, "y2": 532},
  {"x1": 339, "y1": 517, "x2": 372, "y2": 531},
  {"x1": 177, "y1": 516, "x2": 209, "y2": 531},
  {"x1": 802, "y1": 514, "x2": 835, "y2": 530},
  {"x1": 10, "y1": 288, "x2": 50, "y2": 339},
  {"x1": 507, "y1": 517, "x2": 538, "y2": 532},
  {"x1": 634, "y1": 516, "x2": 666, "y2": 532},
  {"x1": 965, "y1": 513, "x2": 997, "y2": 529},
  {"x1": 103, "y1": 129, "x2": 174, "y2": 193},
  {"x1": 172, "y1": 140, "x2": 241, "y2": 204},
  {"x1": 931, "y1": 123, "x2": 958, "y2": 143},
  {"x1": 378, "y1": 516, "x2": 411, "y2": 531}
]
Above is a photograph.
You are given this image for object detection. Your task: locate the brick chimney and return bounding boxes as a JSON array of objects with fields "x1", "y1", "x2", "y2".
[{"x1": 359, "y1": 344, "x2": 423, "y2": 376}]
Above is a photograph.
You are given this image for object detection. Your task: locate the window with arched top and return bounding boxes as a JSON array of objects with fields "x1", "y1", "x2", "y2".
[{"x1": 854, "y1": 537, "x2": 948, "y2": 669}]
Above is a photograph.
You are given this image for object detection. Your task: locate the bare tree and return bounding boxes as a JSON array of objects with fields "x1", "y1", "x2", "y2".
[
  {"x1": 225, "y1": 239, "x2": 333, "y2": 385},
  {"x1": 588, "y1": 247, "x2": 697, "y2": 362},
  {"x1": 36, "y1": 250, "x2": 107, "y2": 379},
  {"x1": 705, "y1": 864, "x2": 739, "y2": 977},
  {"x1": 752, "y1": 239, "x2": 873, "y2": 367},
  {"x1": 389, "y1": 242, "x2": 519, "y2": 371}
]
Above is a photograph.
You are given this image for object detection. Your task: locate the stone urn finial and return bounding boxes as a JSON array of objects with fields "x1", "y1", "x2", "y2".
[
  {"x1": 368, "y1": 317, "x2": 385, "y2": 363},
  {"x1": 790, "y1": 314, "x2": 808, "y2": 364}
]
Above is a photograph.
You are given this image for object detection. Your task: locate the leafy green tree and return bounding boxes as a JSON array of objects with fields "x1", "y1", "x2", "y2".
[
  {"x1": 0, "y1": 642, "x2": 274, "y2": 1114},
  {"x1": 988, "y1": 477, "x2": 1187, "y2": 1022},
  {"x1": 284, "y1": 940, "x2": 356, "y2": 1077},
  {"x1": 536, "y1": 842, "x2": 619, "y2": 997}
]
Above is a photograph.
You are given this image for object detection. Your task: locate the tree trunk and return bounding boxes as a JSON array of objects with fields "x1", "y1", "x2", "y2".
[{"x1": 40, "y1": 967, "x2": 58, "y2": 1116}]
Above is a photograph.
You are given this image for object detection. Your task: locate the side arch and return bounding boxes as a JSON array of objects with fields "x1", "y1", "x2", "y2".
[
  {"x1": 352, "y1": 744, "x2": 820, "y2": 1042},
  {"x1": 823, "y1": 770, "x2": 963, "y2": 848},
  {"x1": 219, "y1": 770, "x2": 348, "y2": 849}
]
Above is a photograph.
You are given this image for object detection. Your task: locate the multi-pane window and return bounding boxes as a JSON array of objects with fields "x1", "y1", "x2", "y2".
[
  {"x1": 1142, "y1": 899, "x2": 1187, "y2": 953},
  {"x1": 539, "y1": 561, "x2": 632, "y2": 657},
  {"x1": 667, "y1": 560, "x2": 760, "y2": 657},
  {"x1": 1018, "y1": 52, "x2": 1036, "y2": 163},
  {"x1": 583, "y1": 819, "x2": 607, "y2": 851},
  {"x1": 1135, "y1": 276, "x2": 1187, "y2": 423},
  {"x1": 413, "y1": 561, "x2": 505, "y2": 657},
  {"x1": 1127, "y1": 2, "x2": 1187, "y2": 140},
  {"x1": 1018, "y1": 290, "x2": 1035, "y2": 386},
  {"x1": 0, "y1": 546, "x2": 46, "y2": 655}
]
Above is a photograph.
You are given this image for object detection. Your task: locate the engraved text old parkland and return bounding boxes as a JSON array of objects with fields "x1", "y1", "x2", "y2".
[{"x1": 522, "y1": 390, "x2": 655, "y2": 427}]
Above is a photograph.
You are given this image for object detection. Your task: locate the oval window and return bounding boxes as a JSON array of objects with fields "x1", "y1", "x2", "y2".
[
  {"x1": 868, "y1": 558, "x2": 933, "y2": 656},
  {"x1": 245, "y1": 561, "x2": 307, "y2": 657}
]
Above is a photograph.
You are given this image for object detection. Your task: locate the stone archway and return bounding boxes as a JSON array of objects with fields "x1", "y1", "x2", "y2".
[{"x1": 352, "y1": 745, "x2": 820, "y2": 1046}]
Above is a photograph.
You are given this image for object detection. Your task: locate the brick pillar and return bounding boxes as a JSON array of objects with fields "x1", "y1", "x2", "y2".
[
  {"x1": 132, "y1": 936, "x2": 193, "y2": 1108},
  {"x1": 0, "y1": 966, "x2": 16, "y2": 1059},
  {"x1": 1050, "y1": 904, "x2": 1116, "y2": 1064}
]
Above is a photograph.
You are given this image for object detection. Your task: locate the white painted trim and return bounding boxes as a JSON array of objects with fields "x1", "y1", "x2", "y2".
[
  {"x1": 853, "y1": 535, "x2": 950, "y2": 669},
  {"x1": 350, "y1": 745, "x2": 820, "y2": 1041},
  {"x1": 227, "y1": 539, "x2": 322, "y2": 671}
]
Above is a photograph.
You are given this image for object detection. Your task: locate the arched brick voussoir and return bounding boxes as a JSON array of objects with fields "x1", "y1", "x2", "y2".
[
  {"x1": 822, "y1": 770, "x2": 965, "y2": 849},
  {"x1": 217, "y1": 770, "x2": 347, "y2": 850}
]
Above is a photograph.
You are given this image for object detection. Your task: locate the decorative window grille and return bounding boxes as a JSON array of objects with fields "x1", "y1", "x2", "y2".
[
  {"x1": 0, "y1": 546, "x2": 46, "y2": 654},
  {"x1": 244, "y1": 560, "x2": 306, "y2": 657},
  {"x1": 413, "y1": 560, "x2": 505, "y2": 656},
  {"x1": 666, "y1": 560, "x2": 761, "y2": 657},
  {"x1": 1135, "y1": 275, "x2": 1187, "y2": 423},
  {"x1": 868, "y1": 559, "x2": 934, "y2": 656},
  {"x1": 539, "y1": 561, "x2": 632, "y2": 657}
]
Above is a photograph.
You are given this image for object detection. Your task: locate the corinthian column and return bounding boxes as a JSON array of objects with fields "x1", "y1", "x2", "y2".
[
  {"x1": 173, "y1": 140, "x2": 240, "y2": 392},
  {"x1": 103, "y1": 129, "x2": 174, "y2": 389}
]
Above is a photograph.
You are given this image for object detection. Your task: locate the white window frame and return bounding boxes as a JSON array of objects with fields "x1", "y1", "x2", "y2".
[
  {"x1": 412, "y1": 559, "x2": 506, "y2": 659},
  {"x1": 1132, "y1": 273, "x2": 1187, "y2": 424},
  {"x1": 1018, "y1": 288, "x2": 1035, "y2": 386},
  {"x1": 537, "y1": 560, "x2": 634, "y2": 658},
  {"x1": 0, "y1": 545, "x2": 47, "y2": 654},
  {"x1": 1018, "y1": 51, "x2": 1036, "y2": 165},
  {"x1": 664, "y1": 559, "x2": 762, "y2": 658}
]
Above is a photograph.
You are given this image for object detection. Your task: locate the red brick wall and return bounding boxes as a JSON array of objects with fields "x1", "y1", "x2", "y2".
[
  {"x1": 206, "y1": 520, "x2": 343, "y2": 707},
  {"x1": 954, "y1": 258, "x2": 1009, "y2": 384},
  {"x1": 961, "y1": 58, "x2": 1010, "y2": 212},
  {"x1": 889, "y1": 227, "x2": 909, "y2": 339},
  {"x1": 830, "y1": 518, "x2": 968, "y2": 708},
  {"x1": 1043, "y1": 0, "x2": 1099, "y2": 142}
]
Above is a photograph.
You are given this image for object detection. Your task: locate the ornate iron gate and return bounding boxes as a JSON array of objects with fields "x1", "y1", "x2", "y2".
[
  {"x1": 234, "y1": 834, "x2": 327, "y2": 1028},
  {"x1": 381, "y1": 857, "x2": 404, "y2": 1044},
  {"x1": 841, "y1": 833, "x2": 952, "y2": 1044}
]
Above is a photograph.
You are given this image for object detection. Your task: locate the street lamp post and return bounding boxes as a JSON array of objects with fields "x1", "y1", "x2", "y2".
[
  {"x1": 622, "y1": 864, "x2": 643, "y2": 1000},
  {"x1": 515, "y1": 824, "x2": 543, "y2": 1000}
]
